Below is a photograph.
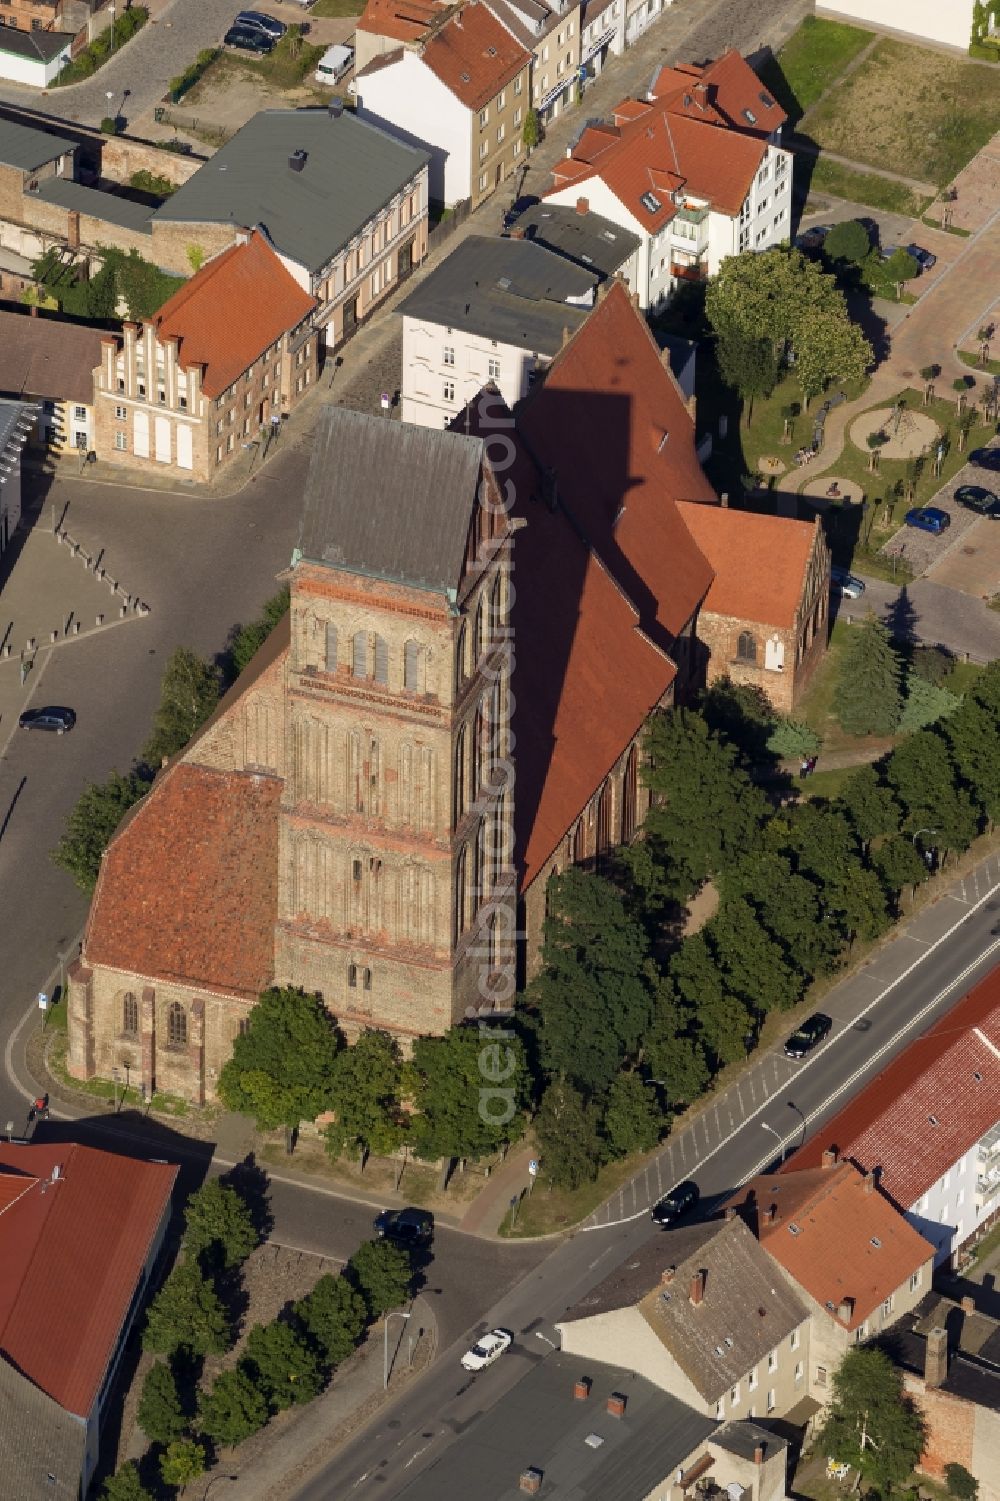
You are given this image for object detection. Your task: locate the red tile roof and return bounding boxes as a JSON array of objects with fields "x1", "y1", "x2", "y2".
[
  {"x1": 153, "y1": 231, "x2": 316, "y2": 400},
  {"x1": 678, "y1": 50, "x2": 787, "y2": 138},
  {"x1": 421, "y1": 1, "x2": 530, "y2": 112},
  {"x1": 548, "y1": 85, "x2": 769, "y2": 231},
  {"x1": 0, "y1": 1143, "x2": 176, "y2": 1416},
  {"x1": 358, "y1": 0, "x2": 451, "y2": 43},
  {"x1": 515, "y1": 281, "x2": 716, "y2": 652},
  {"x1": 729, "y1": 1162, "x2": 933, "y2": 1332},
  {"x1": 677, "y1": 503, "x2": 820, "y2": 629},
  {"x1": 85, "y1": 761, "x2": 281, "y2": 998},
  {"x1": 783, "y1": 966, "x2": 1000, "y2": 1210}
]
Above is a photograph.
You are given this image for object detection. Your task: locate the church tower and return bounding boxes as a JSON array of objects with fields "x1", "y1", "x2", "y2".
[{"x1": 275, "y1": 407, "x2": 515, "y2": 1040}]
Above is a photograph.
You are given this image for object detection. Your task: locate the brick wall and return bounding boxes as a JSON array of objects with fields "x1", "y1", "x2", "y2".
[{"x1": 149, "y1": 219, "x2": 243, "y2": 278}]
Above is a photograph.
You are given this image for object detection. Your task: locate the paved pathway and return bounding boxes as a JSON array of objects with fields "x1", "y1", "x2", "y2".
[{"x1": 838, "y1": 570, "x2": 1000, "y2": 661}]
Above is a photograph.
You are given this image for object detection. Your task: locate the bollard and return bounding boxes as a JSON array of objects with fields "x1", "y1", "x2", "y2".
[
  {"x1": 119, "y1": 605, "x2": 127, "y2": 618},
  {"x1": 50, "y1": 630, "x2": 58, "y2": 643},
  {"x1": 96, "y1": 567, "x2": 104, "y2": 580},
  {"x1": 96, "y1": 614, "x2": 104, "y2": 627},
  {"x1": 3, "y1": 645, "x2": 9, "y2": 658},
  {"x1": 73, "y1": 621, "x2": 81, "y2": 635}
]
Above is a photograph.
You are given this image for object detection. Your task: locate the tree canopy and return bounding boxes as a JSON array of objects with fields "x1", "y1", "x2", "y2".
[
  {"x1": 218, "y1": 987, "x2": 342, "y2": 1135},
  {"x1": 141, "y1": 1258, "x2": 231, "y2": 1358},
  {"x1": 835, "y1": 614, "x2": 902, "y2": 735},
  {"x1": 819, "y1": 1346, "x2": 925, "y2": 1491},
  {"x1": 407, "y1": 1024, "x2": 528, "y2": 1161},
  {"x1": 142, "y1": 646, "x2": 221, "y2": 766},
  {"x1": 345, "y1": 1239, "x2": 412, "y2": 1319},
  {"x1": 326, "y1": 1028, "x2": 406, "y2": 1166},
  {"x1": 183, "y1": 1177, "x2": 261, "y2": 1271}
]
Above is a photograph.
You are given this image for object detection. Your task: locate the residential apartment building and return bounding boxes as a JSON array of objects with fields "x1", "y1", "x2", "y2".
[
  {"x1": 728, "y1": 1159, "x2": 935, "y2": 1409},
  {"x1": 399, "y1": 233, "x2": 597, "y2": 426},
  {"x1": 151, "y1": 109, "x2": 429, "y2": 349},
  {"x1": 556, "y1": 1216, "x2": 813, "y2": 1424},
  {"x1": 544, "y1": 51, "x2": 792, "y2": 306},
  {"x1": 482, "y1": 0, "x2": 582, "y2": 124},
  {"x1": 93, "y1": 231, "x2": 317, "y2": 482},
  {"x1": 355, "y1": 0, "x2": 452, "y2": 71},
  {"x1": 0, "y1": 307, "x2": 104, "y2": 458},
  {"x1": 784, "y1": 964, "x2": 1000, "y2": 1268},
  {"x1": 352, "y1": 1, "x2": 531, "y2": 209},
  {"x1": 578, "y1": 0, "x2": 627, "y2": 80},
  {"x1": 0, "y1": 396, "x2": 33, "y2": 554},
  {"x1": 504, "y1": 197, "x2": 640, "y2": 279}
]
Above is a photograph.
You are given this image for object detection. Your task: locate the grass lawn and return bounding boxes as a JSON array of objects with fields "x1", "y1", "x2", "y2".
[
  {"x1": 798, "y1": 621, "x2": 899, "y2": 757},
  {"x1": 959, "y1": 349, "x2": 1000, "y2": 376},
  {"x1": 757, "y1": 15, "x2": 873, "y2": 125},
  {"x1": 805, "y1": 155, "x2": 932, "y2": 217},
  {"x1": 309, "y1": 0, "x2": 362, "y2": 14},
  {"x1": 807, "y1": 39, "x2": 1000, "y2": 188}
]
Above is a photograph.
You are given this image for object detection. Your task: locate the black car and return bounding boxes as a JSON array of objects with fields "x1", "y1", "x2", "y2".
[
  {"x1": 650, "y1": 1180, "x2": 699, "y2": 1226},
  {"x1": 970, "y1": 447, "x2": 1000, "y2": 473},
  {"x1": 373, "y1": 1207, "x2": 434, "y2": 1247},
  {"x1": 235, "y1": 9, "x2": 286, "y2": 38},
  {"x1": 19, "y1": 706, "x2": 76, "y2": 734},
  {"x1": 223, "y1": 24, "x2": 274, "y2": 51},
  {"x1": 954, "y1": 484, "x2": 1000, "y2": 518},
  {"x1": 783, "y1": 1012, "x2": 833, "y2": 1060}
]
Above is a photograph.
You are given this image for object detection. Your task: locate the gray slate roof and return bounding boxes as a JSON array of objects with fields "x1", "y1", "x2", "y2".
[
  {"x1": 0, "y1": 27, "x2": 72, "y2": 64},
  {"x1": 394, "y1": 1352, "x2": 716, "y2": 1501},
  {"x1": 561, "y1": 1217, "x2": 809, "y2": 1405},
  {"x1": 0, "y1": 1356, "x2": 86, "y2": 1501},
  {"x1": 0, "y1": 117, "x2": 75, "y2": 172},
  {"x1": 298, "y1": 407, "x2": 484, "y2": 593},
  {"x1": 0, "y1": 310, "x2": 106, "y2": 405},
  {"x1": 399, "y1": 234, "x2": 595, "y2": 355},
  {"x1": 34, "y1": 177, "x2": 153, "y2": 233},
  {"x1": 154, "y1": 109, "x2": 429, "y2": 274},
  {"x1": 508, "y1": 202, "x2": 640, "y2": 278}
]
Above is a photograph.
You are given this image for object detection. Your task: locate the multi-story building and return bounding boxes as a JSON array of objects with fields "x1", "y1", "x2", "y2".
[
  {"x1": 151, "y1": 109, "x2": 430, "y2": 351},
  {"x1": 0, "y1": 306, "x2": 104, "y2": 459},
  {"x1": 0, "y1": 396, "x2": 33, "y2": 555},
  {"x1": 352, "y1": 0, "x2": 532, "y2": 209},
  {"x1": 0, "y1": 23, "x2": 72, "y2": 87},
  {"x1": 398, "y1": 233, "x2": 597, "y2": 426},
  {"x1": 481, "y1": 0, "x2": 582, "y2": 125},
  {"x1": 355, "y1": 0, "x2": 453, "y2": 72},
  {"x1": 544, "y1": 51, "x2": 791, "y2": 306},
  {"x1": 784, "y1": 964, "x2": 1000, "y2": 1268},
  {"x1": 92, "y1": 231, "x2": 317, "y2": 482}
]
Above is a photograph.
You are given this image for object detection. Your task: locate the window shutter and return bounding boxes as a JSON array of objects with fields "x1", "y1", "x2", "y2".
[
  {"x1": 353, "y1": 631, "x2": 367, "y2": 677},
  {"x1": 374, "y1": 634, "x2": 389, "y2": 685},
  {"x1": 325, "y1": 622, "x2": 338, "y2": 671},
  {"x1": 404, "y1": 640, "x2": 419, "y2": 691}
]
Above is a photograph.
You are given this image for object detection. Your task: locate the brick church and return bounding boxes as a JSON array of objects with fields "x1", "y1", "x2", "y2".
[{"x1": 67, "y1": 284, "x2": 829, "y2": 1104}]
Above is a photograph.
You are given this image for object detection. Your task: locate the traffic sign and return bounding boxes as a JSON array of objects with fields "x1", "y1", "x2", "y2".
[
  {"x1": 528, "y1": 1159, "x2": 539, "y2": 1177},
  {"x1": 37, "y1": 992, "x2": 48, "y2": 1010}
]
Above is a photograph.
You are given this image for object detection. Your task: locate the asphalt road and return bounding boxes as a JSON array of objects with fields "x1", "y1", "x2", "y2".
[{"x1": 292, "y1": 865, "x2": 1000, "y2": 1500}]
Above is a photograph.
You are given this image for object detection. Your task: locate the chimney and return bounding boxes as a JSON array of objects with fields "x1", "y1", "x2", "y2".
[
  {"x1": 328, "y1": 97, "x2": 343, "y2": 118},
  {"x1": 924, "y1": 1326, "x2": 948, "y2": 1389},
  {"x1": 512, "y1": 226, "x2": 526, "y2": 239},
  {"x1": 962, "y1": 1295, "x2": 976, "y2": 1315},
  {"x1": 573, "y1": 1376, "x2": 592, "y2": 1401},
  {"x1": 822, "y1": 1147, "x2": 838, "y2": 1169},
  {"x1": 289, "y1": 149, "x2": 308, "y2": 172},
  {"x1": 519, "y1": 1468, "x2": 543, "y2": 1495},
  {"x1": 764, "y1": 1203, "x2": 779, "y2": 1225},
  {"x1": 837, "y1": 1297, "x2": 855, "y2": 1322},
  {"x1": 720, "y1": 492, "x2": 729, "y2": 508},
  {"x1": 689, "y1": 1270, "x2": 706, "y2": 1306},
  {"x1": 863, "y1": 1170, "x2": 876, "y2": 1195},
  {"x1": 661, "y1": 1266, "x2": 676, "y2": 1285},
  {"x1": 631, "y1": 290, "x2": 641, "y2": 310},
  {"x1": 724, "y1": 1207, "x2": 736, "y2": 1222},
  {"x1": 607, "y1": 1392, "x2": 627, "y2": 1418},
  {"x1": 754, "y1": 1442, "x2": 765, "y2": 1466},
  {"x1": 575, "y1": 195, "x2": 589, "y2": 215},
  {"x1": 693, "y1": 81, "x2": 708, "y2": 102}
]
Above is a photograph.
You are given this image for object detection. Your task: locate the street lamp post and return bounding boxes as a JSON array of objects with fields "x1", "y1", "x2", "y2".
[
  {"x1": 384, "y1": 1310, "x2": 411, "y2": 1389},
  {"x1": 787, "y1": 1100, "x2": 806, "y2": 1153},
  {"x1": 761, "y1": 1119, "x2": 785, "y2": 1163},
  {"x1": 912, "y1": 827, "x2": 938, "y2": 846}
]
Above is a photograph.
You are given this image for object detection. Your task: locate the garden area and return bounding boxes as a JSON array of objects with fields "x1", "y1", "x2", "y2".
[{"x1": 30, "y1": 246, "x2": 184, "y2": 324}]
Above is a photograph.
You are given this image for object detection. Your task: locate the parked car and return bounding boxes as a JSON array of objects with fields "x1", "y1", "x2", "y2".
[
  {"x1": 19, "y1": 706, "x2": 76, "y2": 734},
  {"x1": 373, "y1": 1206, "x2": 434, "y2": 1247},
  {"x1": 830, "y1": 566, "x2": 865, "y2": 599},
  {"x1": 315, "y1": 42, "x2": 354, "y2": 85},
  {"x1": 905, "y1": 505, "x2": 951, "y2": 534},
  {"x1": 461, "y1": 1329, "x2": 512, "y2": 1372},
  {"x1": 970, "y1": 447, "x2": 1000, "y2": 472},
  {"x1": 783, "y1": 1012, "x2": 833, "y2": 1060},
  {"x1": 223, "y1": 24, "x2": 274, "y2": 52},
  {"x1": 905, "y1": 243, "x2": 936, "y2": 273},
  {"x1": 234, "y1": 9, "x2": 286, "y2": 37},
  {"x1": 795, "y1": 224, "x2": 832, "y2": 252},
  {"x1": 650, "y1": 1180, "x2": 699, "y2": 1226},
  {"x1": 954, "y1": 484, "x2": 1000, "y2": 518}
]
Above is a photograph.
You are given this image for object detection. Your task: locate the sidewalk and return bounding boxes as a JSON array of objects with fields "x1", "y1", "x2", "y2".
[{"x1": 459, "y1": 1144, "x2": 538, "y2": 1235}]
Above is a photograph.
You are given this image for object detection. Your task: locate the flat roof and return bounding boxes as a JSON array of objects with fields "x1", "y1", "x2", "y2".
[
  {"x1": 507, "y1": 201, "x2": 640, "y2": 278},
  {"x1": 399, "y1": 234, "x2": 595, "y2": 355},
  {"x1": 33, "y1": 177, "x2": 154, "y2": 233},
  {"x1": 154, "y1": 108, "x2": 429, "y2": 274},
  {"x1": 0, "y1": 116, "x2": 75, "y2": 171}
]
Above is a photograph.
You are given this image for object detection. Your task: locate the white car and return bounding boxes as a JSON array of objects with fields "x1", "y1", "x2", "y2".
[{"x1": 461, "y1": 1329, "x2": 512, "y2": 1372}]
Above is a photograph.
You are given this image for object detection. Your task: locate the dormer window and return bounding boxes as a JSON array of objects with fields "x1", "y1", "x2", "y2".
[
  {"x1": 743, "y1": 108, "x2": 758, "y2": 125},
  {"x1": 640, "y1": 191, "x2": 661, "y2": 213}
]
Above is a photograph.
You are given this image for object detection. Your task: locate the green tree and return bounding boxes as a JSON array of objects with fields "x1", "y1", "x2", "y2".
[
  {"x1": 601, "y1": 1072, "x2": 661, "y2": 1158},
  {"x1": 197, "y1": 1366, "x2": 269, "y2": 1447},
  {"x1": 823, "y1": 218, "x2": 871, "y2": 267},
  {"x1": 794, "y1": 306, "x2": 871, "y2": 406},
  {"x1": 716, "y1": 328, "x2": 779, "y2": 424},
  {"x1": 242, "y1": 1321, "x2": 324, "y2": 1410},
  {"x1": 944, "y1": 677, "x2": 1000, "y2": 823},
  {"x1": 887, "y1": 730, "x2": 979, "y2": 855},
  {"x1": 872, "y1": 833, "x2": 929, "y2": 909},
  {"x1": 137, "y1": 1360, "x2": 187, "y2": 1445},
  {"x1": 407, "y1": 1024, "x2": 529, "y2": 1161},
  {"x1": 230, "y1": 587, "x2": 290, "y2": 676},
  {"x1": 184, "y1": 1177, "x2": 261, "y2": 1271},
  {"x1": 765, "y1": 718, "x2": 820, "y2": 760},
  {"x1": 669, "y1": 933, "x2": 753, "y2": 1066},
  {"x1": 294, "y1": 1273, "x2": 368, "y2": 1365},
  {"x1": 159, "y1": 1438, "x2": 206, "y2": 1491},
  {"x1": 100, "y1": 1462, "x2": 154, "y2": 1501},
  {"x1": 819, "y1": 1346, "x2": 925, "y2": 1492},
  {"x1": 534, "y1": 1080, "x2": 603, "y2": 1190},
  {"x1": 86, "y1": 255, "x2": 119, "y2": 320},
  {"x1": 143, "y1": 646, "x2": 221, "y2": 765},
  {"x1": 53, "y1": 769, "x2": 147, "y2": 891},
  {"x1": 346, "y1": 1239, "x2": 412, "y2": 1319},
  {"x1": 878, "y1": 247, "x2": 919, "y2": 299},
  {"x1": 142, "y1": 1258, "x2": 232, "y2": 1358},
  {"x1": 528, "y1": 869, "x2": 655, "y2": 1093},
  {"x1": 836, "y1": 765, "x2": 901, "y2": 851},
  {"x1": 218, "y1": 986, "x2": 343, "y2": 1145},
  {"x1": 721, "y1": 852, "x2": 841, "y2": 978},
  {"x1": 521, "y1": 108, "x2": 540, "y2": 150},
  {"x1": 644, "y1": 981, "x2": 711, "y2": 1108},
  {"x1": 325, "y1": 1029, "x2": 406, "y2": 1168},
  {"x1": 699, "y1": 678, "x2": 776, "y2": 763},
  {"x1": 945, "y1": 1461, "x2": 979, "y2": 1501},
  {"x1": 781, "y1": 802, "x2": 889, "y2": 943},
  {"x1": 834, "y1": 614, "x2": 902, "y2": 735},
  {"x1": 899, "y1": 673, "x2": 960, "y2": 731},
  {"x1": 709, "y1": 895, "x2": 802, "y2": 1013}
]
